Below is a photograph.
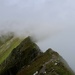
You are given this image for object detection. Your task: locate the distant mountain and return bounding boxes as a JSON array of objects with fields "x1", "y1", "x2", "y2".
[{"x1": 0, "y1": 35, "x2": 74, "y2": 75}]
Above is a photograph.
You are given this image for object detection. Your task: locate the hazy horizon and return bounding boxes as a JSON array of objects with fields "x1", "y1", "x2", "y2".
[{"x1": 0, "y1": 0, "x2": 75, "y2": 72}]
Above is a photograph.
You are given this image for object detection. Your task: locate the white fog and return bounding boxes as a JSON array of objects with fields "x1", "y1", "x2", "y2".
[{"x1": 0, "y1": 0, "x2": 75, "y2": 72}]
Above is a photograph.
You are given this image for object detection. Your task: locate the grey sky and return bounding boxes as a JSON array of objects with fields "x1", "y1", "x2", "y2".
[{"x1": 0, "y1": 0, "x2": 75, "y2": 72}]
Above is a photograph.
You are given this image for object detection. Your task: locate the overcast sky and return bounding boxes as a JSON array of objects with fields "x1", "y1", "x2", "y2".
[{"x1": 0, "y1": 0, "x2": 75, "y2": 72}]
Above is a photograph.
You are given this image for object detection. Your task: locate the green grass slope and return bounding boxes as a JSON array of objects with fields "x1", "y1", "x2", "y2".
[
  {"x1": 0, "y1": 37, "x2": 22, "y2": 64},
  {"x1": 0, "y1": 36, "x2": 41, "y2": 75}
]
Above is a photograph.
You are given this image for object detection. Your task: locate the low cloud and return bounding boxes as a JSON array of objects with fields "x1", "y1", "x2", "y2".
[{"x1": 0, "y1": 0, "x2": 75, "y2": 71}]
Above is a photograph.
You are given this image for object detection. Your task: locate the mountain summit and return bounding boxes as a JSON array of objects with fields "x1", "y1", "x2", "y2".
[{"x1": 0, "y1": 36, "x2": 74, "y2": 75}]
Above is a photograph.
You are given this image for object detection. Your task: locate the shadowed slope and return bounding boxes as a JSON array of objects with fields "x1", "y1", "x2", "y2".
[
  {"x1": 17, "y1": 49, "x2": 74, "y2": 75},
  {"x1": 0, "y1": 36, "x2": 41, "y2": 75}
]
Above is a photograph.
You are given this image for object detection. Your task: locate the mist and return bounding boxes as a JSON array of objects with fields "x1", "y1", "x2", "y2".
[{"x1": 0, "y1": 0, "x2": 75, "y2": 72}]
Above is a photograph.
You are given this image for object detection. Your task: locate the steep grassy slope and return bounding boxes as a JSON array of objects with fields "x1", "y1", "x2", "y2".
[
  {"x1": 0, "y1": 37, "x2": 22, "y2": 64},
  {"x1": 0, "y1": 32, "x2": 22, "y2": 64},
  {"x1": 0, "y1": 37, "x2": 41, "y2": 75}
]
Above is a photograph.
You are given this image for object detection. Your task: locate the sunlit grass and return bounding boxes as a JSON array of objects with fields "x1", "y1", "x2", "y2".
[{"x1": 0, "y1": 38, "x2": 22, "y2": 64}]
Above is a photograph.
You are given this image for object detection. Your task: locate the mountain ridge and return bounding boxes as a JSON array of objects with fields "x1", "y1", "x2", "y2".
[{"x1": 0, "y1": 36, "x2": 74, "y2": 75}]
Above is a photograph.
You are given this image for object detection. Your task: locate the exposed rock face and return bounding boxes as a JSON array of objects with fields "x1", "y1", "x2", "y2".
[{"x1": 0, "y1": 36, "x2": 74, "y2": 75}]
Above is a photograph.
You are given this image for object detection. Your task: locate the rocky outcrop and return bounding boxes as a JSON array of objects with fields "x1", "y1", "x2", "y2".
[{"x1": 0, "y1": 36, "x2": 74, "y2": 75}]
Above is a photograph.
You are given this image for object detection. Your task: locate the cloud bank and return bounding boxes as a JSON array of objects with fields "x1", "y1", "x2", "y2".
[
  {"x1": 0, "y1": 0, "x2": 66, "y2": 41},
  {"x1": 0, "y1": 0, "x2": 75, "y2": 71}
]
